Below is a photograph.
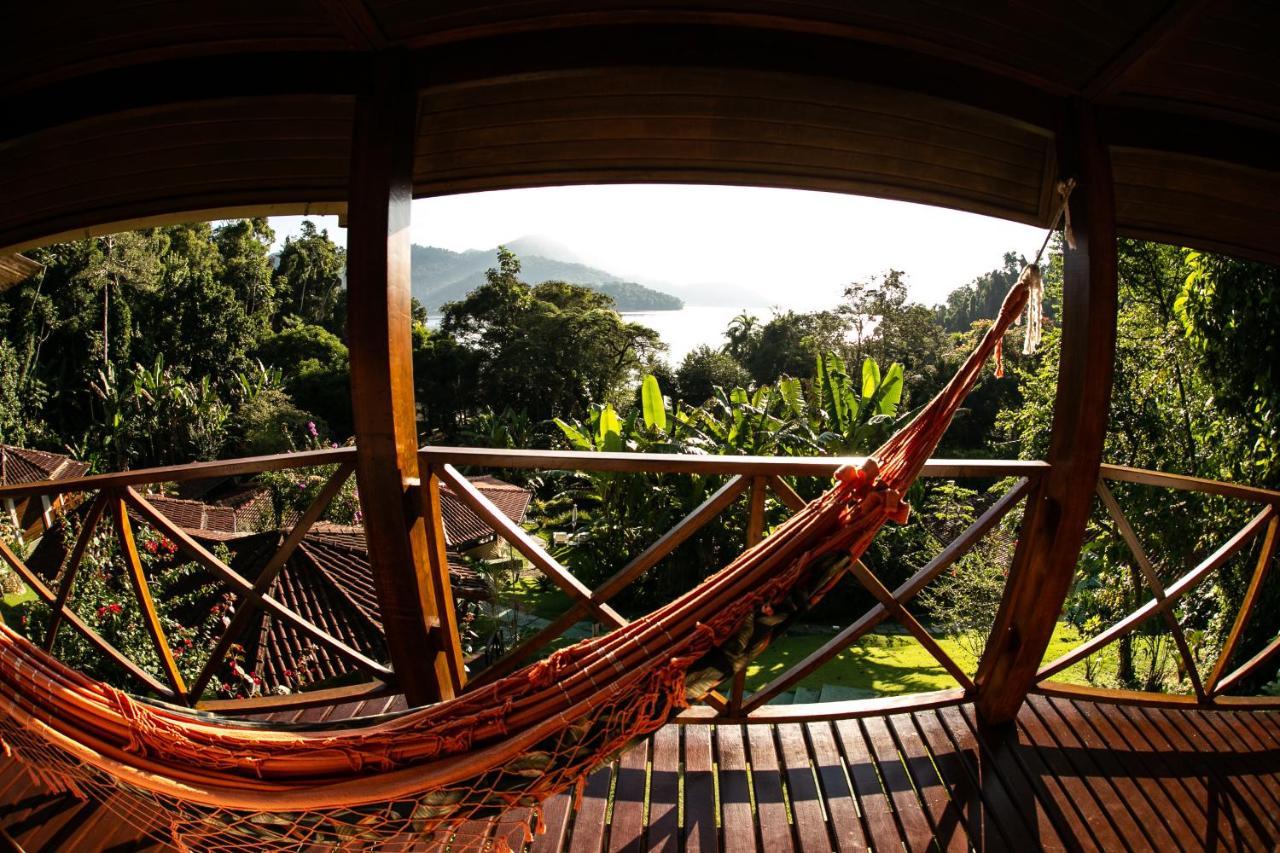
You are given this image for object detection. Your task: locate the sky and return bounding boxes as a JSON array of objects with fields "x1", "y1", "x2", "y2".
[{"x1": 270, "y1": 185, "x2": 1044, "y2": 310}]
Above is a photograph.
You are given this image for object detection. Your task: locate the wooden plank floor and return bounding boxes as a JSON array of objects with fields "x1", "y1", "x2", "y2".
[{"x1": 0, "y1": 694, "x2": 1277, "y2": 851}]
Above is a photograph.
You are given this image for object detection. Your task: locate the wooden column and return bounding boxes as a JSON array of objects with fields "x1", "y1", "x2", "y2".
[
  {"x1": 347, "y1": 53, "x2": 465, "y2": 705},
  {"x1": 975, "y1": 102, "x2": 1118, "y2": 724}
]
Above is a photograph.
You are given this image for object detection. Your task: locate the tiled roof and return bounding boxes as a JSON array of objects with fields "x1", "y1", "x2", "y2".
[
  {"x1": 0, "y1": 444, "x2": 89, "y2": 486},
  {"x1": 203, "y1": 525, "x2": 493, "y2": 693},
  {"x1": 143, "y1": 476, "x2": 530, "y2": 545},
  {"x1": 438, "y1": 476, "x2": 532, "y2": 548},
  {"x1": 142, "y1": 494, "x2": 242, "y2": 535}
]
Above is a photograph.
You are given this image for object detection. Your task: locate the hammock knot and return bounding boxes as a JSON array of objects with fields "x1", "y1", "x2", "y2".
[{"x1": 834, "y1": 458, "x2": 878, "y2": 494}]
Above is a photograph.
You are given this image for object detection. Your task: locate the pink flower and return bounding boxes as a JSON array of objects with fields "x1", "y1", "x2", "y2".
[{"x1": 307, "y1": 421, "x2": 318, "y2": 438}]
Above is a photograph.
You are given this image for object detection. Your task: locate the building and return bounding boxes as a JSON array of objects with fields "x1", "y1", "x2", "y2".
[{"x1": 0, "y1": 444, "x2": 89, "y2": 542}]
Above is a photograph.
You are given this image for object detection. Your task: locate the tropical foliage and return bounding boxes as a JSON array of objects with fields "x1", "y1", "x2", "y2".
[{"x1": 3, "y1": 212, "x2": 1279, "y2": 698}]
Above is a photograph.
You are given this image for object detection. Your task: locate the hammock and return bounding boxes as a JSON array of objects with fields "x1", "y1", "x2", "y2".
[{"x1": 0, "y1": 259, "x2": 1047, "y2": 851}]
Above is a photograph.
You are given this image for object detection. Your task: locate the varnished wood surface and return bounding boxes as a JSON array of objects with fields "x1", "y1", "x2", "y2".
[
  {"x1": 976, "y1": 104, "x2": 1118, "y2": 724},
  {"x1": 346, "y1": 54, "x2": 465, "y2": 705},
  {"x1": 0, "y1": 448, "x2": 1046, "y2": 501},
  {"x1": 1, "y1": 5, "x2": 1278, "y2": 264},
  {"x1": 1, "y1": 694, "x2": 1276, "y2": 851}
]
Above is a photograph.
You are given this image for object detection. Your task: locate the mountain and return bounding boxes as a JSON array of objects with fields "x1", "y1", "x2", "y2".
[{"x1": 412, "y1": 240, "x2": 683, "y2": 313}]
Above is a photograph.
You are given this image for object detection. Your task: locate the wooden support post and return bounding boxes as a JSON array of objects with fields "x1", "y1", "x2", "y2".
[
  {"x1": 975, "y1": 101, "x2": 1118, "y2": 724},
  {"x1": 347, "y1": 53, "x2": 464, "y2": 705}
]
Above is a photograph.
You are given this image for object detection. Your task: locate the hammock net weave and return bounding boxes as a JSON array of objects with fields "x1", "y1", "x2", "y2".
[{"x1": 0, "y1": 266, "x2": 1040, "y2": 851}]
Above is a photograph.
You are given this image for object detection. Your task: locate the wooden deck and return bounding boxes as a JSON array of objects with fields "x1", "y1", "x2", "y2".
[{"x1": 1, "y1": 694, "x2": 1278, "y2": 851}]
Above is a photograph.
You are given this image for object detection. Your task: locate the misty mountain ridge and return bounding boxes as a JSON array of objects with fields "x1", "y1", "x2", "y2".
[
  {"x1": 413, "y1": 239, "x2": 682, "y2": 313},
  {"x1": 412, "y1": 236, "x2": 770, "y2": 313}
]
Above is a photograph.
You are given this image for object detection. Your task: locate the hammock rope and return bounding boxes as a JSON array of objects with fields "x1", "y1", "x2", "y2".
[{"x1": 0, "y1": 192, "x2": 1074, "y2": 851}]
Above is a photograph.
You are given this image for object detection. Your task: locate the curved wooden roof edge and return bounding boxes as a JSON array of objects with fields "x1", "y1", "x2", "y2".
[{"x1": 0, "y1": 5, "x2": 1277, "y2": 264}]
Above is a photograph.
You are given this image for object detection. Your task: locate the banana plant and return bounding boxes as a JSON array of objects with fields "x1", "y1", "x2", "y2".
[{"x1": 809, "y1": 352, "x2": 905, "y2": 455}]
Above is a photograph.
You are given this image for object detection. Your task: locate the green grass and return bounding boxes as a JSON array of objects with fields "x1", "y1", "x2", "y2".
[
  {"x1": 743, "y1": 622, "x2": 1087, "y2": 696},
  {"x1": 490, "y1": 572, "x2": 1193, "y2": 698},
  {"x1": 1, "y1": 586, "x2": 36, "y2": 631},
  {"x1": 505, "y1": 574, "x2": 574, "y2": 621},
  {"x1": 3, "y1": 589, "x2": 35, "y2": 608}
]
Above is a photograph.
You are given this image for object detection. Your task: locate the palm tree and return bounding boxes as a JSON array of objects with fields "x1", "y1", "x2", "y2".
[{"x1": 725, "y1": 311, "x2": 758, "y2": 360}]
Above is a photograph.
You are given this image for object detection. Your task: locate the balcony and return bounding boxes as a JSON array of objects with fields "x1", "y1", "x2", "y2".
[{"x1": 0, "y1": 447, "x2": 1276, "y2": 849}]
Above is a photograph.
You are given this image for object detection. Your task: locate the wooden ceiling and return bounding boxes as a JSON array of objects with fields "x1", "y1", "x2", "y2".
[{"x1": 1, "y1": 1, "x2": 1276, "y2": 263}]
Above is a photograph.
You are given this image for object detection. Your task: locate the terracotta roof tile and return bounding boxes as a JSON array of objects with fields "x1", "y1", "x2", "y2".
[
  {"x1": 0, "y1": 444, "x2": 89, "y2": 486},
  {"x1": 196, "y1": 526, "x2": 492, "y2": 693},
  {"x1": 142, "y1": 494, "x2": 246, "y2": 536},
  {"x1": 438, "y1": 478, "x2": 532, "y2": 548}
]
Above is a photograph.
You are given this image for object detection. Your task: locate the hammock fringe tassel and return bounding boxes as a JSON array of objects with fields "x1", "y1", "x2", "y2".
[{"x1": 0, "y1": 217, "x2": 1053, "y2": 851}]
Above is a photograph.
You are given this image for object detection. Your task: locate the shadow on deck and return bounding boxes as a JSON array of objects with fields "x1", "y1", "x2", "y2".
[{"x1": 1, "y1": 694, "x2": 1277, "y2": 851}]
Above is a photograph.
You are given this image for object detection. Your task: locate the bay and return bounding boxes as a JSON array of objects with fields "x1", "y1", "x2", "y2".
[{"x1": 622, "y1": 306, "x2": 748, "y2": 365}]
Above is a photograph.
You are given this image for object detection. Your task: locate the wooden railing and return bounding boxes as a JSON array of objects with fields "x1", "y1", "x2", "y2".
[
  {"x1": 1033, "y1": 464, "x2": 1280, "y2": 710},
  {"x1": 0, "y1": 449, "x2": 390, "y2": 708},
  {"x1": 2, "y1": 447, "x2": 1275, "y2": 719}
]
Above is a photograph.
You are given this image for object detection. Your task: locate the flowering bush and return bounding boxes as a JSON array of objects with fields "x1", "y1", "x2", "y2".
[
  {"x1": 251, "y1": 423, "x2": 360, "y2": 530},
  {"x1": 12, "y1": 514, "x2": 318, "y2": 700}
]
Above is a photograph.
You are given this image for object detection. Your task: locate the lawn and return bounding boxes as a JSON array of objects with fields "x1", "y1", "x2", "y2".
[
  {"x1": 1, "y1": 586, "x2": 36, "y2": 631},
  {"x1": 491, "y1": 573, "x2": 1159, "y2": 698},
  {"x1": 743, "y1": 622, "x2": 1091, "y2": 697},
  {"x1": 494, "y1": 567, "x2": 1196, "y2": 697}
]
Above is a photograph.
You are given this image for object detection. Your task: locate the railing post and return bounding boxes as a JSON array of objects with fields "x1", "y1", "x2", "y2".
[
  {"x1": 346, "y1": 52, "x2": 465, "y2": 704},
  {"x1": 975, "y1": 101, "x2": 1118, "y2": 724}
]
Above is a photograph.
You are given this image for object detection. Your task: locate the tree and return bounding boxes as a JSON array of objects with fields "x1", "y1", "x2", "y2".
[
  {"x1": 144, "y1": 223, "x2": 264, "y2": 379},
  {"x1": 1177, "y1": 251, "x2": 1280, "y2": 485},
  {"x1": 254, "y1": 323, "x2": 352, "y2": 439},
  {"x1": 437, "y1": 248, "x2": 662, "y2": 424},
  {"x1": 997, "y1": 239, "x2": 1275, "y2": 692},
  {"x1": 739, "y1": 310, "x2": 848, "y2": 385},
  {"x1": 934, "y1": 252, "x2": 1029, "y2": 333},
  {"x1": 552, "y1": 359, "x2": 906, "y2": 610},
  {"x1": 0, "y1": 340, "x2": 27, "y2": 444},
  {"x1": 674, "y1": 345, "x2": 751, "y2": 405},
  {"x1": 725, "y1": 312, "x2": 759, "y2": 361},
  {"x1": 273, "y1": 220, "x2": 346, "y2": 331},
  {"x1": 213, "y1": 218, "x2": 276, "y2": 337}
]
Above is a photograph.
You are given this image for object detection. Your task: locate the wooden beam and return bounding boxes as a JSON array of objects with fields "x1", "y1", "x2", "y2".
[
  {"x1": 466, "y1": 475, "x2": 748, "y2": 688},
  {"x1": 731, "y1": 477, "x2": 769, "y2": 714},
  {"x1": 1208, "y1": 513, "x2": 1280, "y2": 695},
  {"x1": 975, "y1": 102, "x2": 1119, "y2": 724},
  {"x1": 1096, "y1": 480, "x2": 1207, "y2": 700},
  {"x1": 196, "y1": 679, "x2": 393, "y2": 713},
  {"x1": 417, "y1": 447, "x2": 1048, "y2": 480},
  {"x1": 1081, "y1": 0, "x2": 1218, "y2": 100},
  {"x1": 1037, "y1": 506, "x2": 1273, "y2": 681},
  {"x1": 844, "y1": 558, "x2": 974, "y2": 691},
  {"x1": 346, "y1": 51, "x2": 464, "y2": 705},
  {"x1": 43, "y1": 492, "x2": 108, "y2": 652},
  {"x1": 437, "y1": 464, "x2": 624, "y2": 628},
  {"x1": 316, "y1": 0, "x2": 389, "y2": 50},
  {"x1": 765, "y1": 474, "x2": 806, "y2": 512},
  {"x1": 0, "y1": 534, "x2": 172, "y2": 696},
  {"x1": 125, "y1": 488, "x2": 393, "y2": 681},
  {"x1": 111, "y1": 493, "x2": 188, "y2": 702},
  {"x1": 0, "y1": 446, "x2": 353, "y2": 501},
  {"x1": 745, "y1": 477, "x2": 1033, "y2": 711},
  {"x1": 187, "y1": 461, "x2": 356, "y2": 701},
  {"x1": 0, "y1": 448, "x2": 1044, "y2": 503},
  {"x1": 1214, "y1": 633, "x2": 1280, "y2": 696},
  {"x1": 1101, "y1": 463, "x2": 1280, "y2": 505}
]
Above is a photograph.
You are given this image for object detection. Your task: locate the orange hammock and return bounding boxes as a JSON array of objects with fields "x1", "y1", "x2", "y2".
[{"x1": 0, "y1": 265, "x2": 1042, "y2": 851}]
